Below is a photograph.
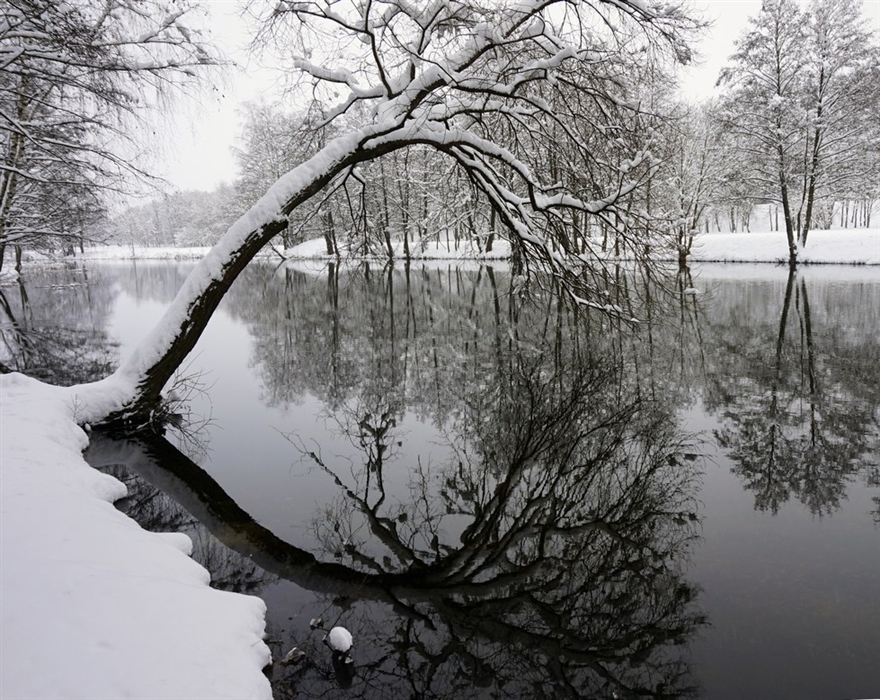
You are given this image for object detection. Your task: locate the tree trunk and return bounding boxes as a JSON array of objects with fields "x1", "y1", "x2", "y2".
[
  {"x1": 99, "y1": 131, "x2": 402, "y2": 427},
  {"x1": 777, "y1": 143, "x2": 798, "y2": 266},
  {"x1": 801, "y1": 97, "x2": 824, "y2": 247}
]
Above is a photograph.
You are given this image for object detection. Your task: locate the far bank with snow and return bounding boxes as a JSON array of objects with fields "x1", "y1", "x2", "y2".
[
  {"x1": 689, "y1": 228, "x2": 879, "y2": 265},
  {"x1": 281, "y1": 228, "x2": 878, "y2": 265}
]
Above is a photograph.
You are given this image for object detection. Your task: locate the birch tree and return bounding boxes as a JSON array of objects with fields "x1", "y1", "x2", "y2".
[{"x1": 73, "y1": 0, "x2": 698, "y2": 428}]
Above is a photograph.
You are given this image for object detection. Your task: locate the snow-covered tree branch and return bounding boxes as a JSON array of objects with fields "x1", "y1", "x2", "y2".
[{"x1": 72, "y1": 0, "x2": 699, "y2": 427}]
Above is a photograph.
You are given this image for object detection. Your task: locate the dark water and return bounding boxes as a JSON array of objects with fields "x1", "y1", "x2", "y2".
[{"x1": 3, "y1": 260, "x2": 879, "y2": 699}]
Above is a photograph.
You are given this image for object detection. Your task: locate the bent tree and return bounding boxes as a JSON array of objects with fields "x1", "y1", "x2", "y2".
[{"x1": 87, "y1": 0, "x2": 697, "y2": 427}]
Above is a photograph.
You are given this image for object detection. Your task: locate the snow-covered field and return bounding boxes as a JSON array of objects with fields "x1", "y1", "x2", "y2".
[
  {"x1": 0, "y1": 373, "x2": 272, "y2": 699},
  {"x1": 284, "y1": 236, "x2": 513, "y2": 260},
  {"x1": 283, "y1": 228, "x2": 879, "y2": 264},
  {"x1": 0, "y1": 224, "x2": 876, "y2": 698},
  {"x1": 78, "y1": 244, "x2": 213, "y2": 260},
  {"x1": 689, "y1": 228, "x2": 879, "y2": 265},
  {"x1": 108, "y1": 228, "x2": 880, "y2": 266},
  {"x1": 5, "y1": 228, "x2": 875, "y2": 269}
]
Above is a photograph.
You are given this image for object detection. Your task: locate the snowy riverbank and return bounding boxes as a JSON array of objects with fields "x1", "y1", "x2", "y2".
[
  {"x1": 0, "y1": 373, "x2": 272, "y2": 699},
  {"x1": 285, "y1": 228, "x2": 879, "y2": 264},
  {"x1": 3, "y1": 228, "x2": 876, "y2": 271},
  {"x1": 689, "y1": 228, "x2": 879, "y2": 265}
]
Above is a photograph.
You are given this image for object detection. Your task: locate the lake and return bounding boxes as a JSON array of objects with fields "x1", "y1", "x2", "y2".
[{"x1": 2, "y1": 259, "x2": 878, "y2": 699}]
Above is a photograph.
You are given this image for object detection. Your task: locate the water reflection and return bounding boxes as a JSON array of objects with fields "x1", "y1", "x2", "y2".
[
  {"x1": 89, "y1": 343, "x2": 706, "y2": 699},
  {"x1": 0, "y1": 264, "x2": 117, "y2": 383},
  {"x1": 698, "y1": 269, "x2": 880, "y2": 515},
  {"x1": 10, "y1": 260, "x2": 880, "y2": 698},
  {"x1": 85, "y1": 443, "x2": 276, "y2": 596}
]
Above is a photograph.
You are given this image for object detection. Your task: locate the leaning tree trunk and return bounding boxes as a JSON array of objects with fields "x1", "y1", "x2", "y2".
[{"x1": 98, "y1": 131, "x2": 402, "y2": 428}]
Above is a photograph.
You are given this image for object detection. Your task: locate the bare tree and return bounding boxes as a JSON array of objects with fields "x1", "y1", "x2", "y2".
[
  {"x1": 68, "y1": 0, "x2": 698, "y2": 428},
  {"x1": 0, "y1": 0, "x2": 219, "y2": 270},
  {"x1": 717, "y1": 0, "x2": 880, "y2": 262},
  {"x1": 655, "y1": 100, "x2": 726, "y2": 266}
]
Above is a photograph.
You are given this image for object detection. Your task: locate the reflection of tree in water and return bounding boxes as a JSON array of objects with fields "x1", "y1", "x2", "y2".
[
  {"x1": 90, "y1": 265, "x2": 708, "y2": 698},
  {"x1": 270, "y1": 350, "x2": 705, "y2": 699},
  {"x1": 87, "y1": 458, "x2": 275, "y2": 596},
  {"x1": 223, "y1": 262, "x2": 566, "y2": 421},
  {"x1": 0, "y1": 265, "x2": 117, "y2": 383},
  {"x1": 110, "y1": 260, "x2": 198, "y2": 305},
  {"x1": 702, "y1": 270, "x2": 880, "y2": 515}
]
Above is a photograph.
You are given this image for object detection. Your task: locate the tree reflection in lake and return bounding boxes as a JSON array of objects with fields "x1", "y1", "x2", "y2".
[
  {"x1": 89, "y1": 339, "x2": 706, "y2": 699},
  {"x1": 0, "y1": 264, "x2": 117, "y2": 383},
  {"x1": 13, "y1": 260, "x2": 880, "y2": 698},
  {"x1": 698, "y1": 268, "x2": 880, "y2": 515},
  {"x1": 85, "y1": 445, "x2": 276, "y2": 596}
]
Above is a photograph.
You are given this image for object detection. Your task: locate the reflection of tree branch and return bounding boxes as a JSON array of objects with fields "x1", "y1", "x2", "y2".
[
  {"x1": 89, "y1": 371, "x2": 703, "y2": 695},
  {"x1": 95, "y1": 264, "x2": 711, "y2": 697}
]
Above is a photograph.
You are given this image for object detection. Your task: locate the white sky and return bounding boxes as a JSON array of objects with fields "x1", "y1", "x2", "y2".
[{"x1": 157, "y1": 0, "x2": 880, "y2": 192}]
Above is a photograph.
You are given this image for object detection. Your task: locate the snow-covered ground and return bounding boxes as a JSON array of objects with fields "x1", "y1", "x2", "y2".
[
  {"x1": 284, "y1": 236, "x2": 513, "y2": 260},
  {"x1": 78, "y1": 244, "x2": 213, "y2": 260},
  {"x1": 3, "y1": 228, "x2": 875, "y2": 272},
  {"x1": 281, "y1": 229, "x2": 879, "y2": 264},
  {"x1": 0, "y1": 373, "x2": 272, "y2": 700},
  {"x1": 689, "y1": 228, "x2": 879, "y2": 265}
]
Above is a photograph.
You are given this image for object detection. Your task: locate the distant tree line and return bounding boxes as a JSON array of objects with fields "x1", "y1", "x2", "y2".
[
  {"x1": 0, "y1": 0, "x2": 218, "y2": 272},
  {"x1": 112, "y1": 0, "x2": 879, "y2": 267},
  {"x1": 3, "y1": 0, "x2": 878, "y2": 270}
]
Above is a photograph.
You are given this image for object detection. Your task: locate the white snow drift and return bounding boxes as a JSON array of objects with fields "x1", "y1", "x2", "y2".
[{"x1": 0, "y1": 373, "x2": 272, "y2": 700}]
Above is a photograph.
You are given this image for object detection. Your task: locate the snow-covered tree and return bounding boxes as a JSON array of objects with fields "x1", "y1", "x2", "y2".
[
  {"x1": 653, "y1": 101, "x2": 726, "y2": 265},
  {"x1": 716, "y1": 0, "x2": 808, "y2": 262},
  {"x1": 73, "y1": 0, "x2": 698, "y2": 427},
  {"x1": 797, "y1": 0, "x2": 880, "y2": 242},
  {"x1": 0, "y1": 0, "x2": 218, "y2": 270},
  {"x1": 717, "y1": 0, "x2": 880, "y2": 262}
]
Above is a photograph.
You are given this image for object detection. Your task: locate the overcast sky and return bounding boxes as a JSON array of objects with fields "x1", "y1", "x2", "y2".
[{"x1": 156, "y1": 0, "x2": 880, "y2": 192}]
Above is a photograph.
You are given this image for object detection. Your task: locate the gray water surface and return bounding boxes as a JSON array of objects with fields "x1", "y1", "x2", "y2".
[{"x1": 5, "y1": 260, "x2": 878, "y2": 699}]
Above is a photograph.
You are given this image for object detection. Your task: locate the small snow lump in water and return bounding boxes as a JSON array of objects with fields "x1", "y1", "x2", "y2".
[{"x1": 324, "y1": 626, "x2": 353, "y2": 654}]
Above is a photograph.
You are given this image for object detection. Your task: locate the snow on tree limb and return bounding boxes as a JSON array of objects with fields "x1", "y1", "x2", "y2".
[{"x1": 84, "y1": 0, "x2": 699, "y2": 425}]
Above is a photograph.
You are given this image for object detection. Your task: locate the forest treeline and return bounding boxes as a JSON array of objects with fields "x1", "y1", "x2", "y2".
[
  {"x1": 2, "y1": 0, "x2": 878, "y2": 271},
  {"x1": 105, "y1": 0, "x2": 880, "y2": 261}
]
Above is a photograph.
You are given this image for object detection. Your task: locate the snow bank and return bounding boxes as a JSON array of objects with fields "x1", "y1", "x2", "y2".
[
  {"x1": 689, "y1": 228, "x2": 879, "y2": 265},
  {"x1": 0, "y1": 373, "x2": 272, "y2": 700},
  {"x1": 78, "y1": 245, "x2": 213, "y2": 260},
  {"x1": 284, "y1": 229, "x2": 877, "y2": 265},
  {"x1": 19, "y1": 228, "x2": 877, "y2": 269},
  {"x1": 285, "y1": 236, "x2": 512, "y2": 260}
]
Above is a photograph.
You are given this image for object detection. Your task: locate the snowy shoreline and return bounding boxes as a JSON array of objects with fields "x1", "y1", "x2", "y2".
[
  {"x1": 281, "y1": 228, "x2": 879, "y2": 265},
  {"x1": 6, "y1": 227, "x2": 877, "y2": 267},
  {"x1": 0, "y1": 374, "x2": 272, "y2": 699}
]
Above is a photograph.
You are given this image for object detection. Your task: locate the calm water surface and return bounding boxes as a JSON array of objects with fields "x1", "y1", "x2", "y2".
[{"x1": 3, "y1": 260, "x2": 878, "y2": 699}]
